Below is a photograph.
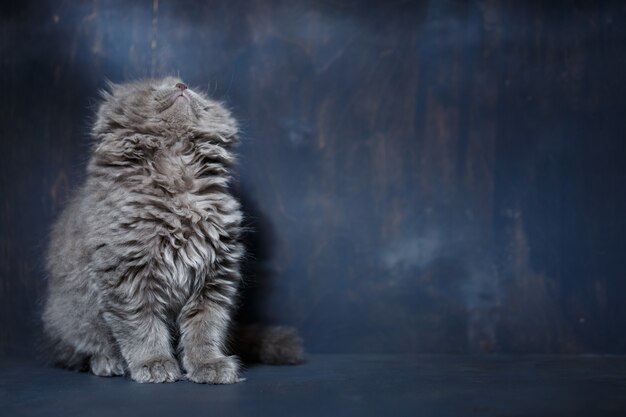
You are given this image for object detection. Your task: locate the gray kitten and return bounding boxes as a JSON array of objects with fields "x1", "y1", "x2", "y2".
[{"x1": 42, "y1": 77, "x2": 302, "y2": 384}]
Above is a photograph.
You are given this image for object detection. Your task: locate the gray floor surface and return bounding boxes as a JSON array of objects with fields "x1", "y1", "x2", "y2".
[{"x1": 1, "y1": 354, "x2": 626, "y2": 417}]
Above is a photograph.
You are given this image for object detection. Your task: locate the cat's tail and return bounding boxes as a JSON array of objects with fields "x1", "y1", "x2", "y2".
[{"x1": 233, "y1": 324, "x2": 304, "y2": 365}]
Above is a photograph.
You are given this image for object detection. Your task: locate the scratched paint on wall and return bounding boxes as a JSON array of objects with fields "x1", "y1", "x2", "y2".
[{"x1": 1, "y1": 0, "x2": 625, "y2": 355}]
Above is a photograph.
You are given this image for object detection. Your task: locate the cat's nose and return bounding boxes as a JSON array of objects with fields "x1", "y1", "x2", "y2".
[{"x1": 175, "y1": 82, "x2": 187, "y2": 91}]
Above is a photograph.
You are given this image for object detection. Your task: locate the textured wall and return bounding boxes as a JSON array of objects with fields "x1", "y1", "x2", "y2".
[{"x1": 1, "y1": 0, "x2": 626, "y2": 355}]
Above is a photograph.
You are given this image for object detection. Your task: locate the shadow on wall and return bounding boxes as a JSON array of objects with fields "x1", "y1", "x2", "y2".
[{"x1": 234, "y1": 186, "x2": 279, "y2": 328}]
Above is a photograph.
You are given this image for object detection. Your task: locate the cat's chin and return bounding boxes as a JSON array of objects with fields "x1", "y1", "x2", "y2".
[
  {"x1": 170, "y1": 94, "x2": 189, "y2": 107},
  {"x1": 161, "y1": 92, "x2": 190, "y2": 110},
  {"x1": 172, "y1": 96, "x2": 190, "y2": 108},
  {"x1": 162, "y1": 94, "x2": 191, "y2": 115}
]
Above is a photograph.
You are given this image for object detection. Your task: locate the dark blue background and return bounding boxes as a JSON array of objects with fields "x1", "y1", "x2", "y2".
[{"x1": 1, "y1": 0, "x2": 625, "y2": 355}]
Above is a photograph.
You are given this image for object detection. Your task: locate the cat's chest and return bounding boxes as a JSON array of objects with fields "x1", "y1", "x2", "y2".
[
  {"x1": 148, "y1": 147, "x2": 216, "y2": 212},
  {"x1": 143, "y1": 148, "x2": 236, "y2": 274},
  {"x1": 151, "y1": 147, "x2": 198, "y2": 194}
]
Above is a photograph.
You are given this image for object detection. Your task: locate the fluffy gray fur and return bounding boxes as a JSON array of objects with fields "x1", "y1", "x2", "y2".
[{"x1": 43, "y1": 77, "x2": 302, "y2": 384}]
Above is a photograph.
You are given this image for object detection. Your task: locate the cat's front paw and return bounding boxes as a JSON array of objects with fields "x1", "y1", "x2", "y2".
[
  {"x1": 90, "y1": 353, "x2": 125, "y2": 377},
  {"x1": 130, "y1": 357, "x2": 181, "y2": 383},
  {"x1": 187, "y1": 356, "x2": 242, "y2": 384}
]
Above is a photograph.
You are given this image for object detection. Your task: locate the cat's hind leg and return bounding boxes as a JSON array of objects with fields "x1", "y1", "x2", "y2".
[
  {"x1": 49, "y1": 338, "x2": 90, "y2": 371},
  {"x1": 43, "y1": 284, "x2": 126, "y2": 377},
  {"x1": 89, "y1": 352, "x2": 125, "y2": 376}
]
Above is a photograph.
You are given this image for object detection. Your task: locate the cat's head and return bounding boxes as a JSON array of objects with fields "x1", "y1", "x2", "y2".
[{"x1": 93, "y1": 77, "x2": 237, "y2": 145}]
